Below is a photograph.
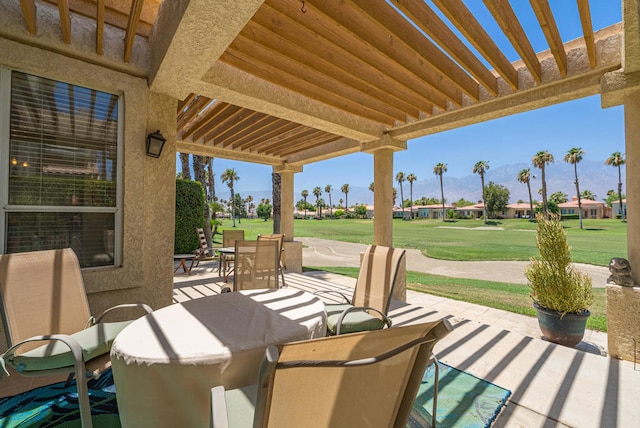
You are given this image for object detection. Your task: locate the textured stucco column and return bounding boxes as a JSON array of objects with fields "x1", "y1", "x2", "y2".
[
  {"x1": 625, "y1": 91, "x2": 640, "y2": 284},
  {"x1": 607, "y1": 284, "x2": 640, "y2": 361},
  {"x1": 274, "y1": 163, "x2": 303, "y2": 273},
  {"x1": 364, "y1": 136, "x2": 407, "y2": 302}
]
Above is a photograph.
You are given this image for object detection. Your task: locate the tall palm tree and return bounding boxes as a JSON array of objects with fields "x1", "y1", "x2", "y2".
[
  {"x1": 564, "y1": 147, "x2": 585, "y2": 229},
  {"x1": 532, "y1": 151, "x2": 554, "y2": 216},
  {"x1": 301, "y1": 189, "x2": 309, "y2": 218},
  {"x1": 395, "y1": 172, "x2": 406, "y2": 214},
  {"x1": 221, "y1": 168, "x2": 239, "y2": 227},
  {"x1": 324, "y1": 184, "x2": 333, "y2": 217},
  {"x1": 179, "y1": 153, "x2": 191, "y2": 180},
  {"x1": 406, "y1": 173, "x2": 417, "y2": 219},
  {"x1": 313, "y1": 186, "x2": 322, "y2": 217},
  {"x1": 245, "y1": 195, "x2": 253, "y2": 219},
  {"x1": 193, "y1": 155, "x2": 213, "y2": 244},
  {"x1": 517, "y1": 168, "x2": 535, "y2": 219},
  {"x1": 433, "y1": 163, "x2": 447, "y2": 221},
  {"x1": 605, "y1": 151, "x2": 626, "y2": 220},
  {"x1": 341, "y1": 184, "x2": 350, "y2": 213},
  {"x1": 472, "y1": 161, "x2": 490, "y2": 223}
]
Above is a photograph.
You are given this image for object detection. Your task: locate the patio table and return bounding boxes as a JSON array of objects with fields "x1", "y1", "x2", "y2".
[{"x1": 110, "y1": 288, "x2": 327, "y2": 427}]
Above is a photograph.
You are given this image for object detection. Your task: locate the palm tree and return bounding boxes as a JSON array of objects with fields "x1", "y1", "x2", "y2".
[
  {"x1": 368, "y1": 182, "x2": 374, "y2": 193},
  {"x1": 339, "y1": 198, "x2": 344, "y2": 208},
  {"x1": 341, "y1": 184, "x2": 350, "y2": 213},
  {"x1": 221, "y1": 168, "x2": 239, "y2": 227},
  {"x1": 324, "y1": 184, "x2": 333, "y2": 217},
  {"x1": 532, "y1": 151, "x2": 554, "y2": 216},
  {"x1": 179, "y1": 153, "x2": 191, "y2": 180},
  {"x1": 517, "y1": 168, "x2": 535, "y2": 219},
  {"x1": 472, "y1": 161, "x2": 490, "y2": 223},
  {"x1": 605, "y1": 151, "x2": 626, "y2": 220},
  {"x1": 245, "y1": 195, "x2": 253, "y2": 219},
  {"x1": 581, "y1": 189, "x2": 597, "y2": 200},
  {"x1": 395, "y1": 172, "x2": 406, "y2": 214},
  {"x1": 313, "y1": 186, "x2": 322, "y2": 217},
  {"x1": 392, "y1": 188, "x2": 398, "y2": 207},
  {"x1": 406, "y1": 173, "x2": 417, "y2": 219},
  {"x1": 564, "y1": 147, "x2": 585, "y2": 229},
  {"x1": 301, "y1": 189, "x2": 309, "y2": 218},
  {"x1": 433, "y1": 163, "x2": 447, "y2": 221}
]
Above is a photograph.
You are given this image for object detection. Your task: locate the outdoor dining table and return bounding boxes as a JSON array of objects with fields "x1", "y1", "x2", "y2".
[{"x1": 110, "y1": 288, "x2": 327, "y2": 427}]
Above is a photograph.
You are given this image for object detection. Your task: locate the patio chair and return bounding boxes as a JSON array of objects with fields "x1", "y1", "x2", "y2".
[
  {"x1": 316, "y1": 244, "x2": 406, "y2": 335},
  {"x1": 257, "y1": 233, "x2": 286, "y2": 286},
  {"x1": 220, "y1": 229, "x2": 245, "y2": 279},
  {"x1": 211, "y1": 319, "x2": 453, "y2": 428},
  {"x1": 233, "y1": 240, "x2": 279, "y2": 291},
  {"x1": 0, "y1": 248, "x2": 152, "y2": 428},
  {"x1": 194, "y1": 227, "x2": 218, "y2": 267}
]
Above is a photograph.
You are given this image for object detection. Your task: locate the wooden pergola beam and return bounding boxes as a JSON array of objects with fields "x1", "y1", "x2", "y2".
[
  {"x1": 96, "y1": 0, "x2": 104, "y2": 55},
  {"x1": 529, "y1": 0, "x2": 568, "y2": 76},
  {"x1": 484, "y1": 0, "x2": 542, "y2": 83},
  {"x1": 58, "y1": 0, "x2": 71, "y2": 44},
  {"x1": 433, "y1": 0, "x2": 519, "y2": 90},
  {"x1": 19, "y1": 0, "x2": 37, "y2": 34},
  {"x1": 577, "y1": 0, "x2": 597, "y2": 68},
  {"x1": 124, "y1": 0, "x2": 143, "y2": 63}
]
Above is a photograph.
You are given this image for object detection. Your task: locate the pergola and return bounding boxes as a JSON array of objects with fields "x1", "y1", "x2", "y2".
[{"x1": 1, "y1": 1, "x2": 639, "y2": 300}]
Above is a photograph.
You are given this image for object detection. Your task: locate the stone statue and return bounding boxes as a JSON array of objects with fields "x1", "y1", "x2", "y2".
[{"x1": 608, "y1": 258, "x2": 636, "y2": 287}]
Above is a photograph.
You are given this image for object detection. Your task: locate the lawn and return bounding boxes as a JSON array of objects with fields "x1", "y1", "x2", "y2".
[
  {"x1": 217, "y1": 217, "x2": 626, "y2": 266},
  {"x1": 307, "y1": 266, "x2": 608, "y2": 332}
]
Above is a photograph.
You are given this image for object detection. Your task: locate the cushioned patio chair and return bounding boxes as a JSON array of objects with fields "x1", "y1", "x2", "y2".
[
  {"x1": 233, "y1": 240, "x2": 279, "y2": 291},
  {"x1": 194, "y1": 227, "x2": 218, "y2": 267},
  {"x1": 210, "y1": 320, "x2": 452, "y2": 428},
  {"x1": 256, "y1": 233, "x2": 286, "y2": 286},
  {"x1": 0, "y1": 248, "x2": 152, "y2": 428},
  {"x1": 316, "y1": 244, "x2": 405, "y2": 335},
  {"x1": 219, "y1": 229, "x2": 245, "y2": 279}
]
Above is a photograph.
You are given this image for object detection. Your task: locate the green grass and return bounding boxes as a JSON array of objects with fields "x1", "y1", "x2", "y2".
[
  {"x1": 307, "y1": 266, "x2": 607, "y2": 332},
  {"x1": 292, "y1": 217, "x2": 627, "y2": 267}
]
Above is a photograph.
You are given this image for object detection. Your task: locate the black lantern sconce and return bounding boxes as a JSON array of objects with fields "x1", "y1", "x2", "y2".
[{"x1": 146, "y1": 130, "x2": 166, "y2": 158}]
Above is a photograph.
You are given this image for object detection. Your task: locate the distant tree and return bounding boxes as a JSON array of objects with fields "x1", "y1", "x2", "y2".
[
  {"x1": 301, "y1": 189, "x2": 309, "y2": 218},
  {"x1": 317, "y1": 198, "x2": 326, "y2": 214},
  {"x1": 341, "y1": 184, "x2": 350, "y2": 212},
  {"x1": 564, "y1": 147, "x2": 585, "y2": 229},
  {"x1": 368, "y1": 182, "x2": 374, "y2": 193},
  {"x1": 580, "y1": 190, "x2": 596, "y2": 201},
  {"x1": 605, "y1": 192, "x2": 625, "y2": 208},
  {"x1": 484, "y1": 182, "x2": 510, "y2": 218},
  {"x1": 338, "y1": 198, "x2": 344, "y2": 208},
  {"x1": 517, "y1": 199, "x2": 524, "y2": 204},
  {"x1": 395, "y1": 172, "x2": 406, "y2": 214},
  {"x1": 232, "y1": 193, "x2": 247, "y2": 220},
  {"x1": 392, "y1": 188, "x2": 398, "y2": 206},
  {"x1": 532, "y1": 151, "x2": 554, "y2": 216},
  {"x1": 406, "y1": 173, "x2": 417, "y2": 218},
  {"x1": 456, "y1": 198, "x2": 474, "y2": 208},
  {"x1": 535, "y1": 200, "x2": 559, "y2": 215},
  {"x1": 257, "y1": 202, "x2": 272, "y2": 221},
  {"x1": 355, "y1": 204, "x2": 368, "y2": 218},
  {"x1": 324, "y1": 185, "x2": 333, "y2": 217},
  {"x1": 517, "y1": 168, "x2": 535, "y2": 219},
  {"x1": 245, "y1": 195, "x2": 253, "y2": 219},
  {"x1": 605, "y1": 151, "x2": 626, "y2": 219},
  {"x1": 433, "y1": 163, "x2": 447, "y2": 222},
  {"x1": 549, "y1": 191, "x2": 568, "y2": 204},
  {"x1": 417, "y1": 196, "x2": 440, "y2": 205},
  {"x1": 313, "y1": 186, "x2": 322, "y2": 217},
  {"x1": 193, "y1": 155, "x2": 214, "y2": 245},
  {"x1": 221, "y1": 168, "x2": 239, "y2": 227},
  {"x1": 472, "y1": 161, "x2": 490, "y2": 223}
]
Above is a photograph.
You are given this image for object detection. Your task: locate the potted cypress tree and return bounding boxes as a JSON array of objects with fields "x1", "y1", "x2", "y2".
[{"x1": 525, "y1": 213, "x2": 594, "y2": 347}]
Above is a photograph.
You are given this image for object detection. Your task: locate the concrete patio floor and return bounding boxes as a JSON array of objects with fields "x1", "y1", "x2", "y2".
[{"x1": 175, "y1": 260, "x2": 639, "y2": 428}]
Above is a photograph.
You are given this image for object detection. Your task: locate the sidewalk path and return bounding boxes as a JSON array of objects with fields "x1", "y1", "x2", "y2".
[{"x1": 299, "y1": 237, "x2": 611, "y2": 287}]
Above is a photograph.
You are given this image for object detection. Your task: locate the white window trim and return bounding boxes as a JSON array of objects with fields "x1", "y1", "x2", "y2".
[{"x1": 0, "y1": 65, "x2": 124, "y2": 269}]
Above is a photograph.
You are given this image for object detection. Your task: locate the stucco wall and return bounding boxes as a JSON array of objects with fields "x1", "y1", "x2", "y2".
[{"x1": 0, "y1": 37, "x2": 176, "y2": 325}]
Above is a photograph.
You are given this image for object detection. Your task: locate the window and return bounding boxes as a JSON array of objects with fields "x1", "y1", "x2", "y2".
[{"x1": 1, "y1": 69, "x2": 121, "y2": 268}]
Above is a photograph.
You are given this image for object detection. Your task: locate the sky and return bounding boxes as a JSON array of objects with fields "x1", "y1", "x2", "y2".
[{"x1": 177, "y1": 1, "x2": 624, "y2": 199}]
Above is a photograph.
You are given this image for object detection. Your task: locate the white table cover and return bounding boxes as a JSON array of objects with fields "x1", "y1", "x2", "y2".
[{"x1": 110, "y1": 288, "x2": 327, "y2": 427}]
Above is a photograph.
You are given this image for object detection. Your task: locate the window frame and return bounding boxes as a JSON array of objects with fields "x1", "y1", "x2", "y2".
[{"x1": 0, "y1": 65, "x2": 124, "y2": 269}]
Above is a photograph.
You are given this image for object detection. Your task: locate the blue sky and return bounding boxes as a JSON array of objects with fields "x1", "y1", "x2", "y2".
[{"x1": 177, "y1": 1, "x2": 624, "y2": 197}]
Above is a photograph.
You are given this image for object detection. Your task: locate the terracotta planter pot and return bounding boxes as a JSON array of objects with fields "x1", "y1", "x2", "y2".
[{"x1": 533, "y1": 303, "x2": 590, "y2": 347}]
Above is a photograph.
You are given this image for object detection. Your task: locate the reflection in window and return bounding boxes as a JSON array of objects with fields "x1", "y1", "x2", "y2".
[{"x1": 4, "y1": 71, "x2": 120, "y2": 268}]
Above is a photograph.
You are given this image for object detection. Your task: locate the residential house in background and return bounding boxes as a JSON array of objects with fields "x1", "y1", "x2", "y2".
[
  {"x1": 611, "y1": 198, "x2": 627, "y2": 218},
  {"x1": 558, "y1": 197, "x2": 606, "y2": 219}
]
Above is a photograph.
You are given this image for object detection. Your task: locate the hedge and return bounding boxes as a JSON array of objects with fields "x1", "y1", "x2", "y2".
[{"x1": 175, "y1": 179, "x2": 205, "y2": 253}]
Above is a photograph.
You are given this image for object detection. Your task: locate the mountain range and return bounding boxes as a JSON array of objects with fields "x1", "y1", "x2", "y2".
[{"x1": 237, "y1": 159, "x2": 626, "y2": 207}]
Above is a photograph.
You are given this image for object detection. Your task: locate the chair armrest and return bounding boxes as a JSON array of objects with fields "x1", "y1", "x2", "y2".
[
  {"x1": 313, "y1": 290, "x2": 352, "y2": 304},
  {"x1": 335, "y1": 306, "x2": 392, "y2": 335},
  {"x1": 94, "y1": 303, "x2": 153, "y2": 324},
  {"x1": 0, "y1": 334, "x2": 85, "y2": 378},
  {"x1": 210, "y1": 385, "x2": 229, "y2": 428}
]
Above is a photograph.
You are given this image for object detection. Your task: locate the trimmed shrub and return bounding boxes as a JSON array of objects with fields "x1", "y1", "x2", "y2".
[{"x1": 175, "y1": 179, "x2": 205, "y2": 253}]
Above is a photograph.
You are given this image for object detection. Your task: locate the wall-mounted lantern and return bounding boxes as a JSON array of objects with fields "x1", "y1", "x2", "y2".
[{"x1": 146, "y1": 130, "x2": 166, "y2": 158}]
